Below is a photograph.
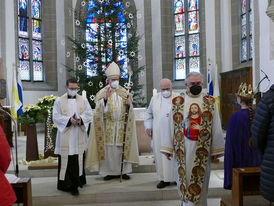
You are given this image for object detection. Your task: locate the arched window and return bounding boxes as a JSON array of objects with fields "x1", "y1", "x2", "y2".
[
  {"x1": 240, "y1": 0, "x2": 253, "y2": 62},
  {"x1": 18, "y1": 0, "x2": 43, "y2": 81},
  {"x1": 86, "y1": 0, "x2": 128, "y2": 78},
  {"x1": 174, "y1": 0, "x2": 200, "y2": 80}
]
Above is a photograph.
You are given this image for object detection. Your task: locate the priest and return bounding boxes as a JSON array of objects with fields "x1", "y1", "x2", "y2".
[
  {"x1": 85, "y1": 62, "x2": 139, "y2": 181},
  {"x1": 161, "y1": 72, "x2": 224, "y2": 206},
  {"x1": 53, "y1": 78, "x2": 93, "y2": 196},
  {"x1": 144, "y1": 78, "x2": 178, "y2": 188}
]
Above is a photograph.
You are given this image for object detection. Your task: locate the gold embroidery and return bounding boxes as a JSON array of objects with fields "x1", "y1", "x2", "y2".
[{"x1": 173, "y1": 94, "x2": 215, "y2": 204}]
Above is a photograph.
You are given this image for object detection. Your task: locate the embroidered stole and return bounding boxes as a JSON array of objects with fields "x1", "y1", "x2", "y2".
[
  {"x1": 59, "y1": 94, "x2": 85, "y2": 180},
  {"x1": 172, "y1": 94, "x2": 215, "y2": 204}
]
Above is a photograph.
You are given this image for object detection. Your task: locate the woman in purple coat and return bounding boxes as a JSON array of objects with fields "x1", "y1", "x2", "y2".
[{"x1": 224, "y1": 83, "x2": 262, "y2": 189}]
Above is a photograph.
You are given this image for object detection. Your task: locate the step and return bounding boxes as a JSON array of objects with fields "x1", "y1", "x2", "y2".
[
  {"x1": 30, "y1": 171, "x2": 229, "y2": 206},
  {"x1": 10, "y1": 155, "x2": 224, "y2": 178}
]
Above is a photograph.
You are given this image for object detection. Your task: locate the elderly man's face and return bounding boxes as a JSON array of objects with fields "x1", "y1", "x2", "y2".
[{"x1": 185, "y1": 75, "x2": 203, "y2": 89}]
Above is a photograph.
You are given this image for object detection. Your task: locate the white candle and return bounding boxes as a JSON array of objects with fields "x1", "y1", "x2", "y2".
[
  {"x1": 153, "y1": 88, "x2": 157, "y2": 96},
  {"x1": 82, "y1": 90, "x2": 86, "y2": 99}
]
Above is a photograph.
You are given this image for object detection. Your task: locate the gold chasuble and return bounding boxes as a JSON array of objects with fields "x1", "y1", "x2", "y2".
[
  {"x1": 172, "y1": 93, "x2": 216, "y2": 204},
  {"x1": 85, "y1": 85, "x2": 139, "y2": 171}
]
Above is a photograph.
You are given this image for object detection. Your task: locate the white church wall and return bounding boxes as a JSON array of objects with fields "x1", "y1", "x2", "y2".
[{"x1": 259, "y1": 0, "x2": 274, "y2": 91}]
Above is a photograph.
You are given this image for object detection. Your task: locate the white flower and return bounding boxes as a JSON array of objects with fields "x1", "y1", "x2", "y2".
[
  {"x1": 66, "y1": 51, "x2": 70, "y2": 57},
  {"x1": 99, "y1": 81, "x2": 103, "y2": 88},
  {"x1": 81, "y1": 1, "x2": 86, "y2": 7},
  {"x1": 108, "y1": 39, "x2": 112, "y2": 45},
  {"x1": 127, "y1": 23, "x2": 131, "y2": 28},
  {"x1": 126, "y1": 1, "x2": 130, "y2": 7},
  {"x1": 130, "y1": 51, "x2": 135, "y2": 57},
  {"x1": 83, "y1": 61, "x2": 88, "y2": 67},
  {"x1": 75, "y1": 56, "x2": 80, "y2": 62},
  {"x1": 124, "y1": 83, "x2": 128, "y2": 89},
  {"x1": 119, "y1": 50, "x2": 124, "y2": 56},
  {"x1": 129, "y1": 13, "x2": 133, "y2": 19},
  {"x1": 78, "y1": 65, "x2": 83, "y2": 70},
  {"x1": 99, "y1": 0, "x2": 104, "y2": 3},
  {"x1": 130, "y1": 91, "x2": 134, "y2": 96},
  {"x1": 125, "y1": 58, "x2": 130, "y2": 63},
  {"x1": 88, "y1": 81, "x2": 93, "y2": 87},
  {"x1": 81, "y1": 43, "x2": 86, "y2": 49},
  {"x1": 75, "y1": 20, "x2": 81, "y2": 26},
  {"x1": 89, "y1": 95, "x2": 95, "y2": 101},
  {"x1": 130, "y1": 81, "x2": 133, "y2": 86}
]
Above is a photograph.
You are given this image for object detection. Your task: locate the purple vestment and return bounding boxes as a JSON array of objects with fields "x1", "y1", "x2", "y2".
[{"x1": 224, "y1": 109, "x2": 262, "y2": 189}]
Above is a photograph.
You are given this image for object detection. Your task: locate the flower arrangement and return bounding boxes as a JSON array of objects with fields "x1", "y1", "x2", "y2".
[
  {"x1": 18, "y1": 104, "x2": 45, "y2": 125},
  {"x1": 36, "y1": 95, "x2": 58, "y2": 112}
]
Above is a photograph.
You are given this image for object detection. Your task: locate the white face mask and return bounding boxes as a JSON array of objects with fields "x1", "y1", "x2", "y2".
[
  {"x1": 110, "y1": 80, "x2": 119, "y2": 89},
  {"x1": 68, "y1": 89, "x2": 77, "y2": 97},
  {"x1": 162, "y1": 90, "x2": 171, "y2": 98}
]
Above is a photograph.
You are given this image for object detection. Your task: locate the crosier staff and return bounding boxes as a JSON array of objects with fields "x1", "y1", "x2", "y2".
[{"x1": 120, "y1": 66, "x2": 133, "y2": 182}]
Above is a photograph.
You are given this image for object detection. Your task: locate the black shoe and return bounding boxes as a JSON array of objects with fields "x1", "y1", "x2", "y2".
[
  {"x1": 104, "y1": 175, "x2": 116, "y2": 180},
  {"x1": 71, "y1": 188, "x2": 79, "y2": 196},
  {"x1": 122, "y1": 174, "x2": 130, "y2": 180},
  {"x1": 157, "y1": 181, "x2": 170, "y2": 189}
]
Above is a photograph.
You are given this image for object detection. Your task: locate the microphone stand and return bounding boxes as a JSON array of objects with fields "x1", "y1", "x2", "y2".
[{"x1": 0, "y1": 106, "x2": 19, "y2": 177}]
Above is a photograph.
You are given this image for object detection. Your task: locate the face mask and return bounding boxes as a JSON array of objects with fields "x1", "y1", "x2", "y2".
[
  {"x1": 111, "y1": 80, "x2": 119, "y2": 89},
  {"x1": 68, "y1": 89, "x2": 77, "y2": 97},
  {"x1": 189, "y1": 85, "x2": 202, "y2": 95},
  {"x1": 162, "y1": 90, "x2": 171, "y2": 98}
]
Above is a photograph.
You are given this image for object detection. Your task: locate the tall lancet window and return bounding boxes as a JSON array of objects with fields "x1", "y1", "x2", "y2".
[
  {"x1": 86, "y1": 0, "x2": 128, "y2": 78},
  {"x1": 240, "y1": 0, "x2": 253, "y2": 62},
  {"x1": 18, "y1": 0, "x2": 43, "y2": 81},
  {"x1": 174, "y1": 0, "x2": 200, "y2": 80}
]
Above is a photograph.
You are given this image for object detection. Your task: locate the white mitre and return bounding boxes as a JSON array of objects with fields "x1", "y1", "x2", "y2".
[{"x1": 105, "y1": 62, "x2": 120, "y2": 79}]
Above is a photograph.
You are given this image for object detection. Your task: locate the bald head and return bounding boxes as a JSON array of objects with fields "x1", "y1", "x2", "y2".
[
  {"x1": 160, "y1": 78, "x2": 172, "y2": 90},
  {"x1": 160, "y1": 78, "x2": 172, "y2": 98}
]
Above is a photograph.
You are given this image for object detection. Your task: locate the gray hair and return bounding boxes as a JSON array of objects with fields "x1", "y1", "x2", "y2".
[{"x1": 185, "y1": 72, "x2": 203, "y2": 84}]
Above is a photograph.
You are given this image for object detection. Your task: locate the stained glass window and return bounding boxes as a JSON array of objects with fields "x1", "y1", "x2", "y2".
[
  {"x1": 241, "y1": 0, "x2": 252, "y2": 62},
  {"x1": 17, "y1": 0, "x2": 43, "y2": 81},
  {"x1": 174, "y1": 0, "x2": 200, "y2": 80},
  {"x1": 86, "y1": 0, "x2": 128, "y2": 78}
]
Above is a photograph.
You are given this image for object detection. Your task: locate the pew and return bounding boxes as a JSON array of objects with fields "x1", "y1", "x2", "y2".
[{"x1": 220, "y1": 167, "x2": 270, "y2": 206}]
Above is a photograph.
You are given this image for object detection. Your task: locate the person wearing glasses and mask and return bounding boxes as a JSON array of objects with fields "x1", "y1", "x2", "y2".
[
  {"x1": 53, "y1": 78, "x2": 93, "y2": 196},
  {"x1": 85, "y1": 62, "x2": 139, "y2": 181},
  {"x1": 161, "y1": 72, "x2": 224, "y2": 206},
  {"x1": 144, "y1": 78, "x2": 178, "y2": 188}
]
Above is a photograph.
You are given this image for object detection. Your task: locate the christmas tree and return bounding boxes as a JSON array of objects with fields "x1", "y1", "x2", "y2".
[{"x1": 66, "y1": 0, "x2": 145, "y2": 108}]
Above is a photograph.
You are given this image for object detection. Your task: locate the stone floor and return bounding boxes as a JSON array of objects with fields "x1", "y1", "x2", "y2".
[{"x1": 8, "y1": 133, "x2": 227, "y2": 206}]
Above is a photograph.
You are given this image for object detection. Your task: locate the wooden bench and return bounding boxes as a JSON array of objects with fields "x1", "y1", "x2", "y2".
[
  {"x1": 220, "y1": 167, "x2": 270, "y2": 206},
  {"x1": 11, "y1": 177, "x2": 32, "y2": 206}
]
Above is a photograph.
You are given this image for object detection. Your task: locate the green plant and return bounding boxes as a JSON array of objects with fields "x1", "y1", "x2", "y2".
[{"x1": 18, "y1": 105, "x2": 45, "y2": 125}]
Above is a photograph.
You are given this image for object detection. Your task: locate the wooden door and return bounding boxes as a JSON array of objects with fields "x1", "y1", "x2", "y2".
[{"x1": 220, "y1": 67, "x2": 252, "y2": 129}]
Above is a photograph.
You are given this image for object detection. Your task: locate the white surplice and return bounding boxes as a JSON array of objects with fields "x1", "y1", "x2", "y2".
[
  {"x1": 161, "y1": 93, "x2": 224, "y2": 206},
  {"x1": 99, "y1": 91, "x2": 132, "y2": 175},
  {"x1": 145, "y1": 92, "x2": 178, "y2": 182},
  {"x1": 54, "y1": 97, "x2": 92, "y2": 155}
]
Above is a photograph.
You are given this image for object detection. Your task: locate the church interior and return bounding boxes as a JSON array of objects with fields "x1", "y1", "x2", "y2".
[{"x1": 0, "y1": 0, "x2": 274, "y2": 205}]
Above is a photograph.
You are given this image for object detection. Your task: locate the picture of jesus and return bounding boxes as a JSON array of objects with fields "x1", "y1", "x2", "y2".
[{"x1": 184, "y1": 102, "x2": 201, "y2": 141}]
